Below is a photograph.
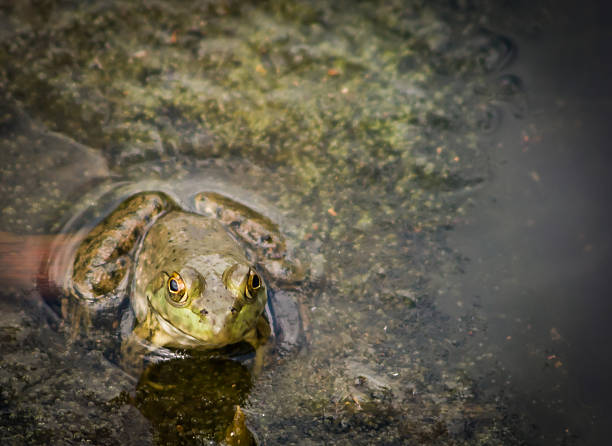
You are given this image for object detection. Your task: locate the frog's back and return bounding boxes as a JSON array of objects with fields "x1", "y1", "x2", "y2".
[{"x1": 131, "y1": 210, "x2": 249, "y2": 307}]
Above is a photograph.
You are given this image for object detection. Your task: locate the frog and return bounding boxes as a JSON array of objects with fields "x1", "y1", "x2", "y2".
[{"x1": 51, "y1": 189, "x2": 305, "y2": 375}]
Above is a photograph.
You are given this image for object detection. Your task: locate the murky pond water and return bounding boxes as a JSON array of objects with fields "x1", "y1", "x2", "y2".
[{"x1": 1, "y1": 1, "x2": 610, "y2": 445}]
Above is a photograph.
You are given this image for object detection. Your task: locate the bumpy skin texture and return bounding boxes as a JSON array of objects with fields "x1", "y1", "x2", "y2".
[
  {"x1": 194, "y1": 192, "x2": 304, "y2": 284},
  {"x1": 131, "y1": 211, "x2": 268, "y2": 350},
  {"x1": 71, "y1": 193, "x2": 173, "y2": 300},
  {"x1": 69, "y1": 191, "x2": 277, "y2": 355}
]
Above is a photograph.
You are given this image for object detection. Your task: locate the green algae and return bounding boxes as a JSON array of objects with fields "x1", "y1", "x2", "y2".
[{"x1": 0, "y1": 1, "x2": 531, "y2": 444}]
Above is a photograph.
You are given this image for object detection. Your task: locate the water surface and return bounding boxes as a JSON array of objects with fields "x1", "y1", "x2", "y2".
[{"x1": 0, "y1": 1, "x2": 609, "y2": 444}]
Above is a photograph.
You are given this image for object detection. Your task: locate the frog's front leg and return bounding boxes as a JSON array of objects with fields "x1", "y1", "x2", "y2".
[
  {"x1": 244, "y1": 313, "x2": 272, "y2": 376},
  {"x1": 70, "y1": 192, "x2": 175, "y2": 301},
  {"x1": 120, "y1": 325, "x2": 163, "y2": 378}
]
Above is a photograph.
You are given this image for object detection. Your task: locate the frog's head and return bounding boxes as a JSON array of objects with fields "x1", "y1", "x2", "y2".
[{"x1": 144, "y1": 254, "x2": 267, "y2": 349}]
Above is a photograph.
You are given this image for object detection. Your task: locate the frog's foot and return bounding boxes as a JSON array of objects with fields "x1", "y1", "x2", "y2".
[
  {"x1": 61, "y1": 296, "x2": 92, "y2": 344},
  {"x1": 224, "y1": 406, "x2": 256, "y2": 446}
]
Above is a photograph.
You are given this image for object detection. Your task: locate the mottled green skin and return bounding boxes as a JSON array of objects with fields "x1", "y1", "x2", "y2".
[
  {"x1": 132, "y1": 211, "x2": 268, "y2": 350},
  {"x1": 71, "y1": 193, "x2": 172, "y2": 301},
  {"x1": 69, "y1": 191, "x2": 283, "y2": 353}
]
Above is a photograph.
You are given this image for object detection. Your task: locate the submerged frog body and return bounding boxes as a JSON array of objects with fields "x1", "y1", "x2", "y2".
[{"x1": 59, "y1": 191, "x2": 303, "y2": 369}]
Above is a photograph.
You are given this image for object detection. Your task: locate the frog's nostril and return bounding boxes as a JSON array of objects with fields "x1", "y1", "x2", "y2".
[{"x1": 200, "y1": 308, "x2": 208, "y2": 316}]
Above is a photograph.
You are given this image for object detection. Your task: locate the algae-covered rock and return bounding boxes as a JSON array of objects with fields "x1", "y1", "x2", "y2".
[
  {"x1": 0, "y1": 1, "x2": 532, "y2": 444},
  {"x1": 0, "y1": 291, "x2": 151, "y2": 445}
]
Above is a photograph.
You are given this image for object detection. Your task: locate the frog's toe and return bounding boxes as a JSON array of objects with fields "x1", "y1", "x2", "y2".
[{"x1": 139, "y1": 365, "x2": 177, "y2": 391}]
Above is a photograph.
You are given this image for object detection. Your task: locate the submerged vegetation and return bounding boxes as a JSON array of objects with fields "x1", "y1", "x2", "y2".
[{"x1": 0, "y1": 1, "x2": 533, "y2": 444}]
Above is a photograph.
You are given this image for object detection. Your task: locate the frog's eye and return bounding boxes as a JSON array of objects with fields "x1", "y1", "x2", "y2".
[
  {"x1": 167, "y1": 272, "x2": 187, "y2": 303},
  {"x1": 245, "y1": 269, "x2": 262, "y2": 302}
]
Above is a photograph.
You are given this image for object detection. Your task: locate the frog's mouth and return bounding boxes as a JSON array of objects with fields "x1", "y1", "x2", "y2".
[
  {"x1": 155, "y1": 310, "x2": 200, "y2": 342},
  {"x1": 144, "y1": 297, "x2": 202, "y2": 344},
  {"x1": 148, "y1": 299, "x2": 235, "y2": 349}
]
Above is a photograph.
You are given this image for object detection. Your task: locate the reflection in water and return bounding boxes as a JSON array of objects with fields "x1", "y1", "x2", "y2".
[{"x1": 134, "y1": 356, "x2": 255, "y2": 445}]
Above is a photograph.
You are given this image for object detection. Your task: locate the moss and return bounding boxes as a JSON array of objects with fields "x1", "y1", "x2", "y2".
[{"x1": 0, "y1": 1, "x2": 528, "y2": 444}]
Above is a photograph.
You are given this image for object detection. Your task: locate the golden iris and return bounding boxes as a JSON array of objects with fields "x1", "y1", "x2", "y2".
[
  {"x1": 245, "y1": 269, "x2": 262, "y2": 302},
  {"x1": 167, "y1": 272, "x2": 187, "y2": 303}
]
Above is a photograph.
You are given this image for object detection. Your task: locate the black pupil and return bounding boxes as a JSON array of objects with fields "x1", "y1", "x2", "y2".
[
  {"x1": 169, "y1": 279, "x2": 179, "y2": 292},
  {"x1": 251, "y1": 274, "x2": 260, "y2": 288}
]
